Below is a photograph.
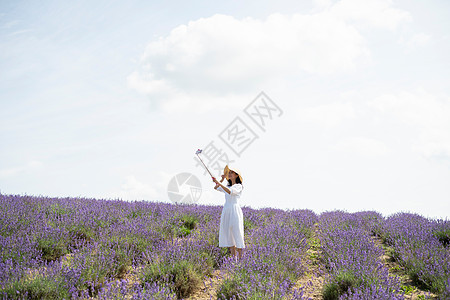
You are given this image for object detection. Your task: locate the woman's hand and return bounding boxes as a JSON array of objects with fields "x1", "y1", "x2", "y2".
[{"x1": 221, "y1": 174, "x2": 226, "y2": 181}]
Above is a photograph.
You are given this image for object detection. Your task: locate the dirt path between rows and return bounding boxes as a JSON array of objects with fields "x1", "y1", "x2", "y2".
[
  {"x1": 188, "y1": 268, "x2": 229, "y2": 300},
  {"x1": 290, "y1": 225, "x2": 440, "y2": 300},
  {"x1": 290, "y1": 223, "x2": 327, "y2": 299},
  {"x1": 190, "y1": 223, "x2": 328, "y2": 300},
  {"x1": 371, "y1": 235, "x2": 438, "y2": 300}
]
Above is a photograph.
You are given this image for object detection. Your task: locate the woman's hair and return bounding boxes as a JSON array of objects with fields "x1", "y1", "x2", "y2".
[{"x1": 226, "y1": 175, "x2": 242, "y2": 187}]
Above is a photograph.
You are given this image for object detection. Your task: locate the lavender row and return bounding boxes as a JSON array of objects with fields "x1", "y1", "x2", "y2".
[
  {"x1": 378, "y1": 212, "x2": 450, "y2": 298},
  {"x1": 0, "y1": 194, "x2": 317, "y2": 299},
  {"x1": 0, "y1": 194, "x2": 227, "y2": 298},
  {"x1": 317, "y1": 211, "x2": 404, "y2": 299},
  {"x1": 216, "y1": 208, "x2": 318, "y2": 299},
  {"x1": 4, "y1": 193, "x2": 447, "y2": 299}
]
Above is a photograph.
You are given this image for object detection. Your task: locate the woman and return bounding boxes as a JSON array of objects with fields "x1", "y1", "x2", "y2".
[{"x1": 212, "y1": 165, "x2": 245, "y2": 261}]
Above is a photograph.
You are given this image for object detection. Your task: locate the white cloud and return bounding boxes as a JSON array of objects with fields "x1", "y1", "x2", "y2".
[
  {"x1": 1, "y1": 20, "x2": 21, "y2": 29},
  {"x1": 398, "y1": 32, "x2": 431, "y2": 50},
  {"x1": 109, "y1": 171, "x2": 217, "y2": 205},
  {"x1": 127, "y1": 0, "x2": 412, "y2": 112},
  {"x1": 296, "y1": 101, "x2": 356, "y2": 129},
  {"x1": 328, "y1": 0, "x2": 412, "y2": 31},
  {"x1": 110, "y1": 175, "x2": 161, "y2": 201},
  {"x1": 313, "y1": 0, "x2": 333, "y2": 9},
  {"x1": 128, "y1": 11, "x2": 369, "y2": 101},
  {"x1": 7, "y1": 29, "x2": 33, "y2": 37},
  {"x1": 124, "y1": 84, "x2": 250, "y2": 114},
  {"x1": 409, "y1": 33, "x2": 431, "y2": 46},
  {"x1": 131, "y1": 11, "x2": 369, "y2": 81},
  {"x1": 367, "y1": 89, "x2": 450, "y2": 160},
  {"x1": 332, "y1": 136, "x2": 391, "y2": 156},
  {"x1": 0, "y1": 160, "x2": 43, "y2": 178}
]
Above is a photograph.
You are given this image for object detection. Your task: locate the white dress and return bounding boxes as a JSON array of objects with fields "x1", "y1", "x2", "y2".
[{"x1": 216, "y1": 183, "x2": 245, "y2": 248}]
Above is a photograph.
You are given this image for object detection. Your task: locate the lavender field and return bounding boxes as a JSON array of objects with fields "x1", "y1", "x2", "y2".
[{"x1": 1, "y1": 194, "x2": 449, "y2": 300}]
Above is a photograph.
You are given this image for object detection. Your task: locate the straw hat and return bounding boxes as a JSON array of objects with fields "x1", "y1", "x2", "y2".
[{"x1": 224, "y1": 164, "x2": 243, "y2": 183}]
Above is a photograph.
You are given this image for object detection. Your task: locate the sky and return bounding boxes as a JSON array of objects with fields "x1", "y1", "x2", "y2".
[{"x1": 1, "y1": 0, "x2": 449, "y2": 219}]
